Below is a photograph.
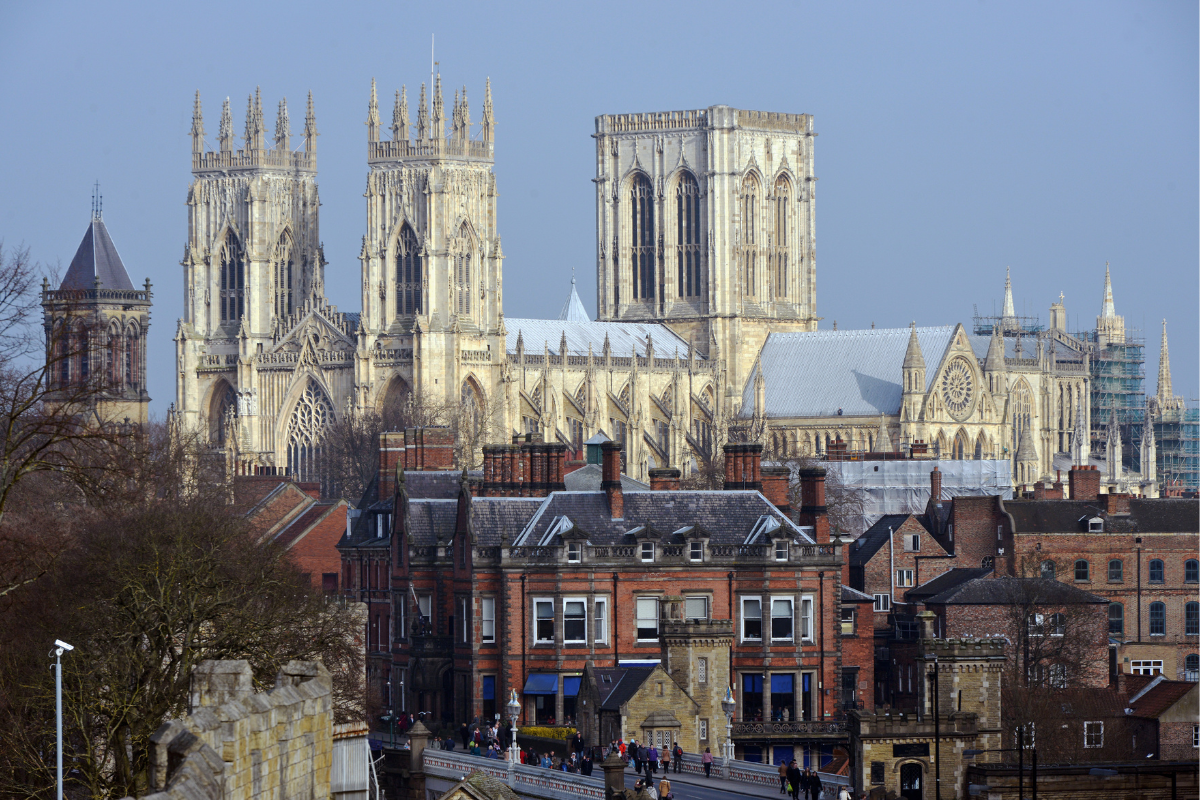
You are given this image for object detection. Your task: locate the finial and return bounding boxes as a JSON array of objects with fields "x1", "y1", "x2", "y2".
[
  {"x1": 392, "y1": 87, "x2": 409, "y2": 141},
  {"x1": 275, "y1": 98, "x2": 290, "y2": 151},
  {"x1": 481, "y1": 77, "x2": 494, "y2": 143},
  {"x1": 1100, "y1": 261, "x2": 1116, "y2": 318},
  {"x1": 190, "y1": 91, "x2": 205, "y2": 154},
  {"x1": 417, "y1": 83, "x2": 429, "y2": 140},
  {"x1": 219, "y1": 97, "x2": 234, "y2": 153},
  {"x1": 460, "y1": 85, "x2": 470, "y2": 142},
  {"x1": 432, "y1": 72, "x2": 444, "y2": 138},
  {"x1": 91, "y1": 181, "x2": 102, "y2": 221},
  {"x1": 452, "y1": 88, "x2": 460, "y2": 139},
  {"x1": 303, "y1": 91, "x2": 318, "y2": 152},
  {"x1": 366, "y1": 78, "x2": 380, "y2": 143}
]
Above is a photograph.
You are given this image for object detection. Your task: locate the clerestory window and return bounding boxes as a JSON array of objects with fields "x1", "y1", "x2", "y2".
[
  {"x1": 630, "y1": 174, "x2": 655, "y2": 302},
  {"x1": 675, "y1": 171, "x2": 701, "y2": 298},
  {"x1": 396, "y1": 224, "x2": 423, "y2": 315},
  {"x1": 219, "y1": 231, "x2": 245, "y2": 322}
]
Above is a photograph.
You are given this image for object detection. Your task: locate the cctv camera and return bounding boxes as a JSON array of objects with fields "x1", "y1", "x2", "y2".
[{"x1": 54, "y1": 640, "x2": 74, "y2": 651}]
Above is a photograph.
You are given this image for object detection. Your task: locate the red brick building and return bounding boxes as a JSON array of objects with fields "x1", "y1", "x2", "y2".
[
  {"x1": 338, "y1": 433, "x2": 869, "y2": 767},
  {"x1": 237, "y1": 474, "x2": 348, "y2": 593}
]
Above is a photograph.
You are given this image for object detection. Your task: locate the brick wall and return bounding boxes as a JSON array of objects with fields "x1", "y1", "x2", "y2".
[
  {"x1": 859, "y1": 517, "x2": 952, "y2": 630},
  {"x1": 285, "y1": 501, "x2": 348, "y2": 592},
  {"x1": 948, "y1": 496, "x2": 1006, "y2": 572}
]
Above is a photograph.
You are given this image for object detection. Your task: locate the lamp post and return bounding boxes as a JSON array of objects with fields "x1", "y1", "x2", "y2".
[
  {"x1": 51, "y1": 640, "x2": 74, "y2": 800},
  {"x1": 507, "y1": 691, "x2": 522, "y2": 765},
  {"x1": 720, "y1": 686, "x2": 736, "y2": 776}
]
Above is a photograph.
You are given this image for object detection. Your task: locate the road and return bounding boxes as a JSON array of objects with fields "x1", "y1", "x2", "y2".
[{"x1": 624, "y1": 770, "x2": 784, "y2": 800}]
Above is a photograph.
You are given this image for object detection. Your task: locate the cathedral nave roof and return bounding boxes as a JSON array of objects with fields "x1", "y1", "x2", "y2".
[{"x1": 505, "y1": 318, "x2": 692, "y2": 359}]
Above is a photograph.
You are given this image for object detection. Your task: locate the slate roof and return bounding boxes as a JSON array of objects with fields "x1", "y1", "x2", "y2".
[
  {"x1": 1004, "y1": 498, "x2": 1199, "y2": 534},
  {"x1": 505, "y1": 318, "x2": 692, "y2": 358},
  {"x1": 343, "y1": 497, "x2": 545, "y2": 548},
  {"x1": 905, "y1": 568, "x2": 992, "y2": 603},
  {"x1": 564, "y1": 463, "x2": 649, "y2": 493},
  {"x1": 558, "y1": 278, "x2": 590, "y2": 323},
  {"x1": 923, "y1": 576, "x2": 1108, "y2": 606},
  {"x1": 850, "y1": 514, "x2": 932, "y2": 566},
  {"x1": 592, "y1": 667, "x2": 655, "y2": 712},
  {"x1": 60, "y1": 218, "x2": 136, "y2": 291},
  {"x1": 842, "y1": 585, "x2": 875, "y2": 604}
]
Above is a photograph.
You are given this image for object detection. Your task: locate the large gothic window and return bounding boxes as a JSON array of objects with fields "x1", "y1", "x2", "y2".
[
  {"x1": 772, "y1": 176, "x2": 790, "y2": 299},
  {"x1": 675, "y1": 172, "x2": 701, "y2": 298},
  {"x1": 107, "y1": 323, "x2": 121, "y2": 388},
  {"x1": 629, "y1": 174, "x2": 655, "y2": 301},
  {"x1": 211, "y1": 381, "x2": 238, "y2": 446},
  {"x1": 740, "y1": 174, "x2": 760, "y2": 297},
  {"x1": 219, "y1": 231, "x2": 245, "y2": 322},
  {"x1": 454, "y1": 224, "x2": 473, "y2": 317},
  {"x1": 274, "y1": 234, "x2": 294, "y2": 319},
  {"x1": 77, "y1": 326, "x2": 89, "y2": 384},
  {"x1": 1011, "y1": 381, "x2": 1033, "y2": 457},
  {"x1": 123, "y1": 325, "x2": 134, "y2": 388},
  {"x1": 286, "y1": 379, "x2": 335, "y2": 488},
  {"x1": 396, "y1": 224, "x2": 423, "y2": 316}
]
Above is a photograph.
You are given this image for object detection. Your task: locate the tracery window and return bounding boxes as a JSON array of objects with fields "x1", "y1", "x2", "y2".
[
  {"x1": 740, "y1": 174, "x2": 760, "y2": 297},
  {"x1": 453, "y1": 224, "x2": 473, "y2": 317},
  {"x1": 274, "y1": 234, "x2": 294, "y2": 319},
  {"x1": 213, "y1": 382, "x2": 238, "y2": 446},
  {"x1": 630, "y1": 174, "x2": 655, "y2": 301},
  {"x1": 78, "y1": 328, "x2": 89, "y2": 384},
  {"x1": 123, "y1": 330, "x2": 133, "y2": 387},
  {"x1": 286, "y1": 380, "x2": 334, "y2": 490},
  {"x1": 1011, "y1": 381, "x2": 1033, "y2": 457},
  {"x1": 396, "y1": 224, "x2": 423, "y2": 315},
  {"x1": 219, "y1": 231, "x2": 245, "y2": 322},
  {"x1": 771, "y1": 176, "x2": 790, "y2": 298},
  {"x1": 675, "y1": 172, "x2": 701, "y2": 298},
  {"x1": 107, "y1": 324, "x2": 121, "y2": 388}
]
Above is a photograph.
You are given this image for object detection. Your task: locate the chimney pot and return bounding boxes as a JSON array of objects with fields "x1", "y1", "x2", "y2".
[{"x1": 648, "y1": 467, "x2": 682, "y2": 492}]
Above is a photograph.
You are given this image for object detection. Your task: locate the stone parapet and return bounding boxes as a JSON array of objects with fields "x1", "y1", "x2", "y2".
[{"x1": 918, "y1": 637, "x2": 1005, "y2": 660}]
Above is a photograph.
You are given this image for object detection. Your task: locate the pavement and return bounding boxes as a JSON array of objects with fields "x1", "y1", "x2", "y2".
[{"x1": 623, "y1": 762, "x2": 794, "y2": 800}]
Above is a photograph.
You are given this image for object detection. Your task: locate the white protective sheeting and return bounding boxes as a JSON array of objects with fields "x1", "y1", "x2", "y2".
[{"x1": 827, "y1": 459, "x2": 1014, "y2": 535}]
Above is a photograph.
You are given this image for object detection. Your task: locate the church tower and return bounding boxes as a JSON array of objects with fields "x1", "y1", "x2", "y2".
[
  {"x1": 593, "y1": 106, "x2": 818, "y2": 410},
  {"x1": 357, "y1": 76, "x2": 506, "y2": 424},
  {"x1": 44, "y1": 192, "x2": 152, "y2": 426},
  {"x1": 1095, "y1": 263, "x2": 1125, "y2": 347}
]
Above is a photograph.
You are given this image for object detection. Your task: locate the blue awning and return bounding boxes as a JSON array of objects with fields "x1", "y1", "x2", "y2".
[
  {"x1": 563, "y1": 676, "x2": 581, "y2": 697},
  {"x1": 523, "y1": 674, "x2": 558, "y2": 695}
]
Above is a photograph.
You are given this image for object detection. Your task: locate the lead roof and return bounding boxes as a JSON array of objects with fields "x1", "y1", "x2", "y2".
[{"x1": 60, "y1": 218, "x2": 136, "y2": 291}]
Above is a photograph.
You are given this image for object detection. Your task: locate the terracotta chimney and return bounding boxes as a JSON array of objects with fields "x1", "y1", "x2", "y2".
[
  {"x1": 548, "y1": 443, "x2": 568, "y2": 494},
  {"x1": 929, "y1": 466, "x2": 943, "y2": 502},
  {"x1": 602, "y1": 441, "x2": 624, "y2": 519},
  {"x1": 649, "y1": 467, "x2": 681, "y2": 492},
  {"x1": 1069, "y1": 464, "x2": 1100, "y2": 502},
  {"x1": 797, "y1": 466, "x2": 830, "y2": 543},
  {"x1": 1052, "y1": 469, "x2": 1064, "y2": 497},
  {"x1": 378, "y1": 431, "x2": 405, "y2": 499},
  {"x1": 761, "y1": 465, "x2": 791, "y2": 513},
  {"x1": 1103, "y1": 492, "x2": 1131, "y2": 515},
  {"x1": 723, "y1": 443, "x2": 763, "y2": 491}
]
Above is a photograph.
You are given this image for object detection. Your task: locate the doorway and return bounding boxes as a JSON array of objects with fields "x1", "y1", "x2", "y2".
[{"x1": 899, "y1": 763, "x2": 922, "y2": 800}]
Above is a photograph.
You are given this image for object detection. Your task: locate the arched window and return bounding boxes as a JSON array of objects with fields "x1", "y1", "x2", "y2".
[
  {"x1": 286, "y1": 379, "x2": 335, "y2": 490},
  {"x1": 1108, "y1": 559, "x2": 1123, "y2": 582},
  {"x1": 461, "y1": 380, "x2": 483, "y2": 441},
  {"x1": 1149, "y1": 559, "x2": 1164, "y2": 583},
  {"x1": 78, "y1": 327, "x2": 89, "y2": 384},
  {"x1": 1149, "y1": 601, "x2": 1166, "y2": 635},
  {"x1": 1011, "y1": 381, "x2": 1033, "y2": 458},
  {"x1": 273, "y1": 233, "x2": 294, "y2": 319},
  {"x1": 675, "y1": 172, "x2": 701, "y2": 298},
  {"x1": 1186, "y1": 602, "x2": 1199, "y2": 636},
  {"x1": 1108, "y1": 602, "x2": 1123, "y2": 635},
  {"x1": 1185, "y1": 559, "x2": 1199, "y2": 584},
  {"x1": 219, "y1": 230, "x2": 245, "y2": 322},
  {"x1": 123, "y1": 330, "x2": 133, "y2": 387},
  {"x1": 453, "y1": 224, "x2": 473, "y2": 317},
  {"x1": 55, "y1": 323, "x2": 70, "y2": 388},
  {"x1": 1048, "y1": 612, "x2": 1066, "y2": 637},
  {"x1": 1027, "y1": 613, "x2": 1044, "y2": 637},
  {"x1": 771, "y1": 175, "x2": 790, "y2": 299},
  {"x1": 739, "y1": 174, "x2": 759, "y2": 297},
  {"x1": 952, "y1": 431, "x2": 968, "y2": 460},
  {"x1": 1040, "y1": 560, "x2": 1055, "y2": 579},
  {"x1": 981, "y1": 556, "x2": 994, "y2": 569},
  {"x1": 974, "y1": 435, "x2": 984, "y2": 460},
  {"x1": 211, "y1": 382, "x2": 238, "y2": 446},
  {"x1": 1074, "y1": 559, "x2": 1089, "y2": 581},
  {"x1": 629, "y1": 174, "x2": 655, "y2": 302},
  {"x1": 396, "y1": 224, "x2": 423, "y2": 315},
  {"x1": 107, "y1": 324, "x2": 121, "y2": 387}
]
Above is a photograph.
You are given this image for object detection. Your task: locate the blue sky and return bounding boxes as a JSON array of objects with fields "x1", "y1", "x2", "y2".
[{"x1": 1, "y1": 0, "x2": 1195, "y2": 416}]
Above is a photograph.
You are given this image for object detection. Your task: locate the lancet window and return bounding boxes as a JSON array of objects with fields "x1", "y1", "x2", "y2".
[
  {"x1": 629, "y1": 174, "x2": 655, "y2": 301},
  {"x1": 286, "y1": 380, "x2": 335, "y2": 489},
  {"x1": 274, "y1": 234, "x2": 294, "y2": 319},
  {"x1": 219, "y1": 231, "x2": 245, "y2": 322},
  {"x1": 675, "y1": 172, "x2": 701, "y2": 298},
  {"x1": 740, "y1": 174, "x2": 760, "y2": 297},
  {"x1": 212, "y1": 382, "x2": 238, "y2": 446},
  {"x1": 772, "y1": 176, "x2": 790, "y2": 299},
  {"x1": 396, "y1": 224, "x2": 423, "y2": 316},
  {"x1": 1012, "y1": 381, "x2": 1033, "y2": 455},
  {"x1": 453, "y1": 224, "x2": 473, "y2": 317}
]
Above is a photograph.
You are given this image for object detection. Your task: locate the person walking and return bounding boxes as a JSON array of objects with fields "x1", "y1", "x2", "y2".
[
  {"x1": 701, "y1": 747, "x2": 713, "y2": 778},
  {"x1": 630, "y1": 740, "x2": 641, "y2": 774},
  {"x1": 778, "y1": 761, "x2": 789, "y2": 794},
  {"x1": 581, "y1": 753, "x2": 593, "y2": 776},
  {"x1": 786, "y1": 760, "x2": 802, "y2": 800},
  {"x1": 647, "y1": 743, "x2": 659, "y2": 776},
  {"x1": 661, "y1": 747, "x2": 670, "y2": 775},
  {"x1": 672, "y1": 742, "x2": 683, "y2": 773},
  {"x1": 460, "y1": 722, "x2": 470, "y2": 750},
  {"x1": 806, "y1": 767, "x2": 822, "y2": 800},
  {"x1": 658, "y1": 777, "x2": 673, "y2": 800}
]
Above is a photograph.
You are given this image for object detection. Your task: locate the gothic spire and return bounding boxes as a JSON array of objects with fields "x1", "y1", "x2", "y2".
[
  {"x1": 275, "y1": 98, "x2": 290, "y2": 151},
  {"x1": 1071, "y1": 398, "x2": 1088, "y2": 466},
  {"x1": 1001, "y1": 266, "x2": 1016, "y2": 327},
  {"x1": 245, "y1": 87, "x2": 266, "y2": 152},
  {"x1": 903, "y1": 322, "x2": 925, "y2": 371},
  {"x1": 452, "y1": 88, "x2": 461, "y2": 140},
  {"x1": 366, "y1": 78, "x2": 380, "y2": 143},
  {"x1": 875, "y1": 413, "x2": 892, "y2": 453},
  {"x1": 1100, "y1": 262, "x2": 1116, "y2": 318},
  {"x1": 481, "y1": 77, "x2": 494, "y2": 143},
  {"x1": 392, "y1": 87, "x2": 409, "y2": 141},
  {"x1": 190, "y1": 91, "x2": 205, "y2": 155},
  {"x1": 416, "y1": 83, "x2": 429, "y2": 140},
  {"x1": 432, "y1": 73, "x2": 444, "y2": 139},
  {"x1": 985, "y1": 324, "x2": 1005, "y2": 372},
  {"x1": 218, "y1": 96, "x2": 234, "y2": 153},
  {"x1": 303, "y1": 91, "x2": 318, "y2": 152},
  {"x1": 1157, "y1": 319, "x2": 1174, "y2": 401},
  {"x1": 460, "y1": 85, "x2": 470, "y2": 142}
]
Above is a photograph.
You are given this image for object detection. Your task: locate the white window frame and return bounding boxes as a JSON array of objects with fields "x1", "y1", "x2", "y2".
[
  {"x1": 563, "y1": 597, "x2": 588, "y2": 644},
  {"x1": 685, "y1": 595, "x2": 709, "y2": 622},
  {"x1": 481, "y1": 596, "x2": 495, "y2": 643},
  {"x1": 418, "y1": 594, "x2": 432, "y2": 627},
  {"x1": 699, "y1": 718, "x2": 708, "y2": 741},
  {"x1": 800, "y1": 596, "x2": 814, "y2": 642},
  {"x1": 873, "y1": 594, "x2": 891, "y2": 613},
  {"x1": 459, "y1": 597, "x2": 469, "y2": 643},
  {"x1": 1084, "y1": 721, "x2": 1103, "y2": 749},
  {"x1": 770, "y1": 596, "x2": 795, "y2": 642},
  {"x1": 904, "y1": 533, "x2": 920, "y2": 552},
  {"x1": 896, "y1": 569, "x2": 914, "y2": 588},
  {"x1": 774, "y1": 540, "x2": 789, "y2": 561},
  {"x1": 636, "y1": 596, "x2": 660, "y2": 641},
  {"x1": 533, "y1": 598, "x2": 555, "y2": 644},
  {"x1": 698, "y1": 657, "x2": 708, "y2": 685},
  {"x1": 1131, "y1": 660, "x2": 1163, "y2": 675},
  {"x1": 567, "y1": 542, "x2": 582, "y2": 563},
  {"x1": 741, "y1": 597, "x2": 763, "y2": 642},
  {"x1": 640, "y1": 542, "x2": 655, "y2": 562},
  {"x1": 689, "y1": 541, "x2": 704, "y2": 562},
  {"x1": 594, "y1": 598, "x2": 608, "y2": 644}
]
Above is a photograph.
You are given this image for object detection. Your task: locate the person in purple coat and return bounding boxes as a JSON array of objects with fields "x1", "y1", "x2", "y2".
[{"x1": 647, "y1": 744, "x2": 659, "y2": 776}]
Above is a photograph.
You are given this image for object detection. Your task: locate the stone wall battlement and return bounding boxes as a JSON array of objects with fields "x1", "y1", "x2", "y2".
[{"x1": 919, "y1": 638, "x2": 1005, "y2": 658}]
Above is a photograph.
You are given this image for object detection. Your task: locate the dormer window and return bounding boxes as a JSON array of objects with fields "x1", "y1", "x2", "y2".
[
  {"x1": 1088, "y1": 517, "x2": 1103, "y2": 533},
  {"x1": 641, "y1": 542, "x2": 655, "y2": 562},
  {"x1": 689, "y1": 541, "x2": 704, "y2": 562},
  {"x1": 774, "y1": 541, "x2": 789, "y2": 561},
  {"x1": 567, "y1": 542, "x2": 582, "y2": 563}
]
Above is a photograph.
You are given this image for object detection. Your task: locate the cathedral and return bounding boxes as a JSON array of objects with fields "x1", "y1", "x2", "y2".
[{"x1": 166, "y1": 80, "x2": 1180, "y2": 494}]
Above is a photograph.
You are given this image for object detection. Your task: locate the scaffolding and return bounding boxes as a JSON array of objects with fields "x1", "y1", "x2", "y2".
[
  {"x1": 1156, "y1": 401, "x2": 1199, "y2": 493},
  {"x1": 972, "y1": 308, "x2": 1044, "y2": 337},
  {"x1": 1073, "y1": 329, "x2": 1146, "y2": 472}
]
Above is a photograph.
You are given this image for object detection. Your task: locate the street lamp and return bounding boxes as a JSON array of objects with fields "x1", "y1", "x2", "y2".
[
  {"x1": 51, "y1": 640, "x2": 73, "y2": 800},
  {"x1": 507, "y1": 690, "x2": 522, "y2": 764},
  {"x1": 720, "y1": 686, "x2": 737, "y2": 773}
]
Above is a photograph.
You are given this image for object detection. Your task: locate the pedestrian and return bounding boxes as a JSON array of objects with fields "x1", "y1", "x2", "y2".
[
  {"x1": 778, "y1": 761, "x2": 789, "y2": 794},
  {"x1": 673, "y1": 742, "x2": 683, "y2": 773},
  {"x1": 786, "y1": 759, "x2": 802, "y2": 800},
  {"x1": 807, "y1": 767, "x2": 822, "y2": 800},
  {"x1": 837, "y1": 785, "x2": 851, "y2": 800},
  {"x1": 540, "y1": 752, "x2": 551, "y2": 768},
  {"x1": 702, "y1": 747, "x2": 713, "y2": 778},
  {"x1": 661, "y1": 748, "x2": 670, "y2": 774},
  {"x1": 658, "y1": 777, "x2": 673, "y2": 800},
  {"x1": 630, "y1": 740, "x2": 641, "y2": 773},
  {"x1": 460, "y1": 722, "x2": 470, "y2": 750},
  {"x1": 647, "y1": 743, "x2": 659, "y2": 776},
  {"x1": 581, "y1": 753, "x2": 593, "y2": 776}
]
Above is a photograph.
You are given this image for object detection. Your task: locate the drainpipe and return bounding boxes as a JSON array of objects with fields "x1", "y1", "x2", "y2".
[
  {"x1": 520, "y1": 573, "x2": 527, "y2": 716},
  {"x1": 818, "y1": 570, "x2": 825, "y2": 719},
  {"x1": 888, "y1": 527, "x2": 895, "y2": 605},
  {"x1": 727, "y1": 571, "x2": 734, "y2": 694},
  {"x1": 1136, "y1": 542, "x2": 1142, "y2": 641},
  {"x1": 612, "y1": 572, "x2": 620, "y2": 667}
]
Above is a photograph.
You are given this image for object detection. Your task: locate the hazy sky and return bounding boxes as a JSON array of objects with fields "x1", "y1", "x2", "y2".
[{"x1": 1, "y1": 0, "x2": 1195, "y2": 416}]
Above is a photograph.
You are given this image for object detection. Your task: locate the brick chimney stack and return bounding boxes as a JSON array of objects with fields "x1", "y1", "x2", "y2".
[
  {"x1": 601, "y1": 441, "x2": 623, "y2": 519},
  {"x1": 929, "y1": 466, "x2": 943, "y2": 502},
  {"x1": 378, "y1": 432, "x2": 406, "y2": 500},
  {"x1": 1103, "y1": 492, "x2": 1131, "y2": 515},
  {"x1": 1069, "y1": 464, "x2": 1100, "y2": 502},
  {"x1": 796, "y1": 466, "x2": 830, "y2": 543},
  {"x1": 760, "y1": 465, "x2": 791, "y2": 513},
  {"x1": 649, "y1": 468, "x2": 681, "y2": 492},
  {"x1": 722, "y1": 443, "x2": 763, "y2": 491}
]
